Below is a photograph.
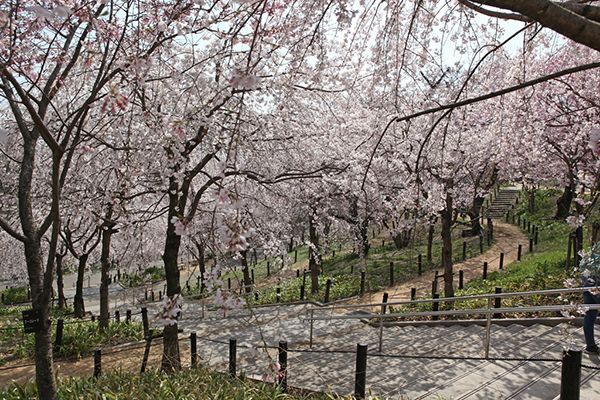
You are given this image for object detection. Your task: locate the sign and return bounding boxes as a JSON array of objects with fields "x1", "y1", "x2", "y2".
[{"x1": 22, "y1": 309, "x2": 42, "y2": 334}]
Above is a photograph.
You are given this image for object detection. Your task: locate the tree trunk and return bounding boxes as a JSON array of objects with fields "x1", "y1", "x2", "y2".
[
  {"x1": 359, "y1": 221, "x2": 370, "y2": 258},
  {"x1": 55, "y1": 253, "x2": 67, "y2": 309},
  {"x1": 241, "y1": 250, "x2": 252, "y2": 294},
  {"x1": 308, "y1": 216, "x2": 320, "y2": 295},
  {"x1": 468, "y1": 196, "x2": 485, "y2": 236},
  {"x1": 195, "y1": 241, "x2": 206, "y2": 291},
  {"x1": 555, "y1": 185, "x2": 574, "y2": 220},
  {"x1": 528, "y1": 188, "x2": 536, "y2": 213},
  {"x1": 161, "y1": 215, "x2": 182, "y2": 372},
  {"x1": 441, "y1": 192, "x2": 454, "y2": 298},
  {"x1": 99, "y1": 216, "x2": 115, "y2": 331},
  {"x1": 73, "y1": 254, "x2": 88, "y2": 318},
  {"x1": 427, "y1": 222, "x2": 435, "y2": 264}
]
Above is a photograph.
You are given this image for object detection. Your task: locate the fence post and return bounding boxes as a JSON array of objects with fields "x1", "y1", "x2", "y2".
[
  {"x1": 251, "y1": 269, "x2": 255, "y2": 284},
  {"x1": 191, "y1": 332, "x2": 198, "y2": 368},
  {"x1": 300, "y1": 284, "x2": 305, "y2": 301},
  {"x1": 126, "y1": 309, "x2": 131, "y2": 324},
  {"x1": 324, "y1": 279, "x2": 332, "y2": 303},
  {"x1": 418, "y1": 254, "x2": 422, "y2": 276},
  {"x1": 560, "y1": 349, "x2": 582, "y2": 400},
  {"x1": 276, "y1": 287, "x2": 281, "y2": 303},
  {"x1": 483, "y1": 262, "x2": 488, "y2": 280},
  {"x1": 278, "y1": 341, "x2": 288, "y2": 392},
  {"x1": 94, "y1": 349, "x2": 101, "y2": 377},
  {"x1": 115, "y1": 310, "x2": 120, "y2": 323},
  {"x1": 151, "y1": 290, "x2": 155, "y2": 302},
  {"x1": 529, "y1": 238, "x2": 534, "y2": 253},
  {"x1": 354, "y1": 344, "x2": 368, "y2": 400},
  {"x1": 432, "y1": 293, "x2": 440, "y2": 321},
  {"x1": 494, "y1": 287, "x2": 502, "y2": 319},
  {"x1": 462, "y1": 241, "x2": 467, "y2": 261},
  {"x1": 141, "y1": 307, "x2": 149, "y2": 338},
  {"x1": 381, "y1": 292, "x2": 389, "y2": 315},
  {"x1": 479, "y1": 235, "x2": 484, "y2": 253},
  {"x1": 229, "y1": 338, "x2": 237, "y2": 377},
  {"x1": 458, "y1": 270, "x2": 464, "y2": 290},
  {"x1": 360, "y1": 271, "x2": 366, "y2": 296},
  {"x1": 411, "y1": 287, "x2": 416, "y2": 301},
  {"x1": 517, "y1": 244, "x2": 522, "y2": 261},
  {"x1": 431, "y1": 279, "x2": 437, "y2": 297},
  {"x1": 267, "y1": 261, "x2": 271, "y2": 276},
  {"x1": 389, "y1": 262, "x2": 394, "y2": 286},
  {"x1": 55, "y1": 319, "x2": 64, "y2": 354},
  {"x1": 499, "y1": 253, "x2": 504, "y2": 270}
]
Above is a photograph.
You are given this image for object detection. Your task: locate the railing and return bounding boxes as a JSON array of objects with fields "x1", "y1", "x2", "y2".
[{"x1": 305, "y1": 286, "x2": 600, "y2": 357}]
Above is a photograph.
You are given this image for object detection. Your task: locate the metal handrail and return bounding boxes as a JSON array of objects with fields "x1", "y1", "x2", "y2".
[
  {"x1": 306, "y1": 287, "x2": 599, "y2": 357},
  {"x1": 308, "y1": 286, "x2": 593, "y2": 312}
]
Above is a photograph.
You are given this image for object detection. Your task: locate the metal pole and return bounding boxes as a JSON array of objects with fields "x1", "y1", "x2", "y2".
[
  {"x1": 560, "y1": 349, "x2": 582, "y2": 400},
  {"x1": 229, "y1": 338, "x2": 237, "y2": 377},
  {"x1": 484, "y1": 298, "x2": 492, "y2": 358},
  {"x1": 378, "y1": 315, "x2": 384, "y2": 353},
  {"x1": 354, "y1": 344, "x2": 368, "y2": 400}
]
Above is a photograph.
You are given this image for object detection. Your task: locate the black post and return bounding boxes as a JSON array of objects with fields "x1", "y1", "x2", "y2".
[
  {"x1": 324, "y1": 279, "x2": 332, "y2": 303},
  {"x1": 145, "y1": 289, "x2": 148, "y2": 301},
  {"x1": 228, "y1": 277, "x2": 231, "y2": 290},
  {"x1": 479, "y1": 235, "x2": 484, "y2": 254},
  {"x1": 529, "y1": 238, "x2": 534, "y2": 253},
  {"x1": 254, "y1": 292, "x2": 259, "y2": 302},
  {"x1": 151, "y1": 290, "x2": 155, "y2": 302},
  {"x1": 418, "y1": 254, "x2": 422, "y2": 276},
  {"x1": 115, "y1": 310, "x2": 120, "y2": 323},
  {"x1": 126, "y1": 309, "x2": 131, "y2": 324},
  {"x1": 432, "y1": 293, "x2": 440, "y2": 321},
  {"x1": 566, "y1": 234, "x2": 573, "y2": 270},
  {"x1": 381, "y1": 292, "x2": 389, "y2": 314},
  {"x1": 360, "y1": 271, "x2": 366, "y2": 296},
  {"x1": 296, "y1": 269, "x2": 300, "y2": 278},
  {"x1": 159, "y1": 291, "x2": 162, "y2": 301},
  {"x1": 483, "y1": 262, "x2": 488, "y2": 279},
  {"x1": 141, "y1": 307, "x2": 149, "y2": 338},
  {"x1": 354, "y1": 344, "x2": 368, "y2": 400},
  {"x1": 517, "y1": 244, "x2": 522, "y2": 261},
  {"x1": 458, "y1": 270, "x2": 464, "y2": 290},
  {"x1": 300, "y1": 284, "x2": 305, "y2": 300},
  {"x1": 91, "y1": 314, "x2": 96, "y2": 323},
  {"x1": 278, "y1": 341, "x2": 288, "y2": 392},
  {"x1": 560, "y1": 349, "x2": 582, "y2": 400},
  {"x1": 55, "y1": 319, "x2": 64, "y2": 354},
  {"x1": 410, "y1": 287, "x2": 416, "y2": 301},
  {"x1": 431, "y1": 280, "x2": 437, "y2": 297},
  {"x1": 267, "y1": 261, "x2": 271, "y2": 277},
  {"x1": 332, "y1": 250, "x2": 336, "y2": 258},
  {"x1": 494, "y1": 287, "x2": 502, "y2": 319},
  {"x1": 229, "y1": 338, "x2": 237, "y2": 377},
  {"x1": 389, "y1": 262, "x2": 394, "y2": 286},
  {"x1": 499, "y1": 253, "x2": 504, "y2": 270},
  {"x1": 191, "y1": 332, "x2": 198, "y2": 368},
  {"x1": 276, "y1": 287, "x2": 281, "y2": 303},
  {"x1": 94, "y1": 349, "x2": 101, "y2": 377},
  {"x1": 294, "y1": 250, "x2": 298, "y2": 263},
  {"x1": 462, "y1": 241, "x2": 467, "y2": 261},
  {"x1": 251, "y1": 269, "x2": 255, "y2": 284},
  {"x1": 527, "y1": 221, "x2": 531, "y2": 233}
]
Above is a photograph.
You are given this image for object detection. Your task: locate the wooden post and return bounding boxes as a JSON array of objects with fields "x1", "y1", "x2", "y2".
[
  {"x1": 529, "y1": 238, "x2": 534, "y2": 253},
  {"x1": 517, "y1": 245, "x2": 522, "y2": 261},
  {"x1": 410, "y1": 287, "x2": 416, "y2": 301},
  {"x1": 360, "y1": 272, "x2": 366, "y2": 296},
  {"x1": 151, "y1": 290, "x2": 155, "y2": 302},
  {"x1": 431, "y1": 279, "x2": 437, "y2": 297},
  {"x1": 191, "y1": 332, "x2": 198, "y2": 368},
  {"x1": 126, "y1": 309, "x2": 131, "y2": 324},
  {"x1": 566, "y1": 233, "x2": 573, "y2": 270},
  {"x1": 381, "y1": 292, "x2": 389, "y2": 314},
  {"x1": 494, "y1": 287, "x2": 502, "y2": 319},
  {"x1": 389, "y1": 262, "x2": 394, "y2": 286},
  {"x1": 417, "y1": 254, "x2": 422, "y2": 276},
  {"x1": 483, "y1": 262, "x2": 488, "y2": 280},
  {"x1": 115, "y1": 310, "x2": 120, "y2": 323},
  {"x1": 251, "y1": 269, "x2": 255, "y2": 284},
  {"x1": 560, "y1": 349, "x2": 582, "y2": 400},
  {"x1": 499, "y1": 253, "x2": 504, "y2": 270},
  {"x1": 141, "y1": 307, "x2": 149, "y2": 338},
  {"x1": 354, "y1": 344, "x2": 368, "y2": 400},
  {"x1": 94, "y1": 349, "x2": 101, "y2": 377},
  {"x1": 159, "y1": 291, "x2": 162, "y2": 301},
  {"x1": 229, "y1": 338, "x2": 237, "y2": 377},
  {"x1": 276, "y1": 287, "x2": 281, "y2": 303},
  {"x1": 458, "y1": 270, "x2": 464, "y2": 290},
  {"x1": 462, "y1": 241, "x2": 467, "y2": 261},
  {"x1": 300, "y1": 284, "x2": 305, "y2": 300},
  {"x1": 296, "y1": 269, "x2": 300, "y2": 278},
  {"x1": 324, "y1": 279, "x2": 332, "y2": 303},
  {"x1": 267, "y1": 261, "x2": 270, "y2": 277},
  {"x1": 227, "y1": 277, "x2": 231, "y2": 290},
  {"x1": 479, "y1": 235, "x2": 484, "y2": 254},
  {"x1": 278, "y1": 341, "x2": 288, "y2": 392},
  {"x1": 294, "y1": 250, "x2": 298, "y2": 263},
  {"x1": 432, "y1": 293, "x2": 440, "y2": 321}
]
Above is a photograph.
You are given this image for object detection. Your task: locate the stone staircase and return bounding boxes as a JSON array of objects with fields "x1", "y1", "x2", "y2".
[
  {"x1": 486, "y1": 188, "x2": 520, "y2": 219},
  {"x1": 172, "y1": 302, "x2": 600, "y2": 399}
]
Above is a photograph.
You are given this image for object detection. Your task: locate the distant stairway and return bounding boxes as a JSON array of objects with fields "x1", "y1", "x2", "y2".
[{"x1": 487, "y1": 187, "x2": 520, "y2": 219}]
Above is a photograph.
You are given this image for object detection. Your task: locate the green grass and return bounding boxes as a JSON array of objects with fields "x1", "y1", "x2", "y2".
[
  {"x1": 1, "y1": 286, "x2": 29, "y2": 305},
  {"x1": 0, "y1": 368, "x2": 363, "y2": 400}
]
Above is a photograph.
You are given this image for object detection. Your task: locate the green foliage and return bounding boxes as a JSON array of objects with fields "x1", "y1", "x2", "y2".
[
  {"x1": 0, "y1": 286, "x2": 28, "y2": 305},
  {"x1": 144, "y1": 266, "x2": 166, "y2": 282},
  {"x1": 0, "y1": 368, "x2": 360, "y2": 400}
]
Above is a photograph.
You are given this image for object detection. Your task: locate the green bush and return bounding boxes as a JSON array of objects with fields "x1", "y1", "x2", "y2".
[{"x1": 1, "y1": 286, "x2": 29, "y2": 304}]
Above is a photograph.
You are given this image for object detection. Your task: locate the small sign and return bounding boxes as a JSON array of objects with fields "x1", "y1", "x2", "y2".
[{"x1": 22, "y1": 309, "x2": 41, "y2": 334}]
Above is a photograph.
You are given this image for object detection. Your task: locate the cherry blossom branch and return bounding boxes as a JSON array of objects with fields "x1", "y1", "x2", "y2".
[
  {"x1": 0, "y1": 216, "x2": 26, "y2": 242},
  {"x1": 457, "y1": 0, "x2": 530, "y2": 21}
]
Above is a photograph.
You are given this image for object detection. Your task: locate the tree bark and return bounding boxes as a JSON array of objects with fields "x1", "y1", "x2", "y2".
[
  {"x1": 468, "y1": 196, "x2": 485, "y2": 236},
  {"x1": 241, "y1": 250, "x2": 252, "y2": 294},
  {"x1": 528, "y1": 188, "x2": 536, "y2": 213},
  {"x1": 427, "y1": 222, "x2": 435, "y2": 264},
  {"x1": 99, "y1": 212, "x2": 115, "y2": 331},
  {"x1": 308, "y1": 216, "x2": 320, "y2": 295},
  {"x1": 555, "y1": 185, "x2": 574, "y2": 220},
  {"x1": 441, "y1": 192, "x2": 454, "y2": 298},
  {"x1": 73, "y1": 254, "x2": 88, "y2": 318},
  {"x1": 161, "y1": 203, "x2": 182, "y2": 372},
  {"x1": 55, "y1": 253, "x2": 67, "y2": 309}
]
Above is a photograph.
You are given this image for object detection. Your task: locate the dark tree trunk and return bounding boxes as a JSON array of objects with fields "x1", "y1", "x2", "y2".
[
  {"x1": 241, "y1": 250, "x2": 252, "y2": 294},
  {"x1": 161, "y1": 205, "x2": 182, "y2": 372},
  {"x1": 393, "y1": 229, "x2": 412, "y2": 250},
  {"x1": 468, "y1": 196, "x2": 485, "y2": 236},
  {"x1": 73, "y1": 254, "x2": 88, "y2": 318},
  {"x1": 528, "y1": 188, "x2": 536, "y2": 213},
  {"x1": 359, "y1": 221, "x2": 370, "y2": 258},
  {"x1": 99, "y1": 213, "x2": 115, "y2": 331},
  {"x1": 308, "y1": 216, "x2": 320, "y2": 295},
  {"x1": 555, "y1": 185, "x2": 574, "y2": 220},
  {"x1": 427, "y1": 221, "x2": 435, "y2": 264},
  {"x1": 55, "y1": 253, "x2": 67, "y2": 309},
  {"x1": 441, "y1": 192, "x2": 454, "y2": 298}
]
